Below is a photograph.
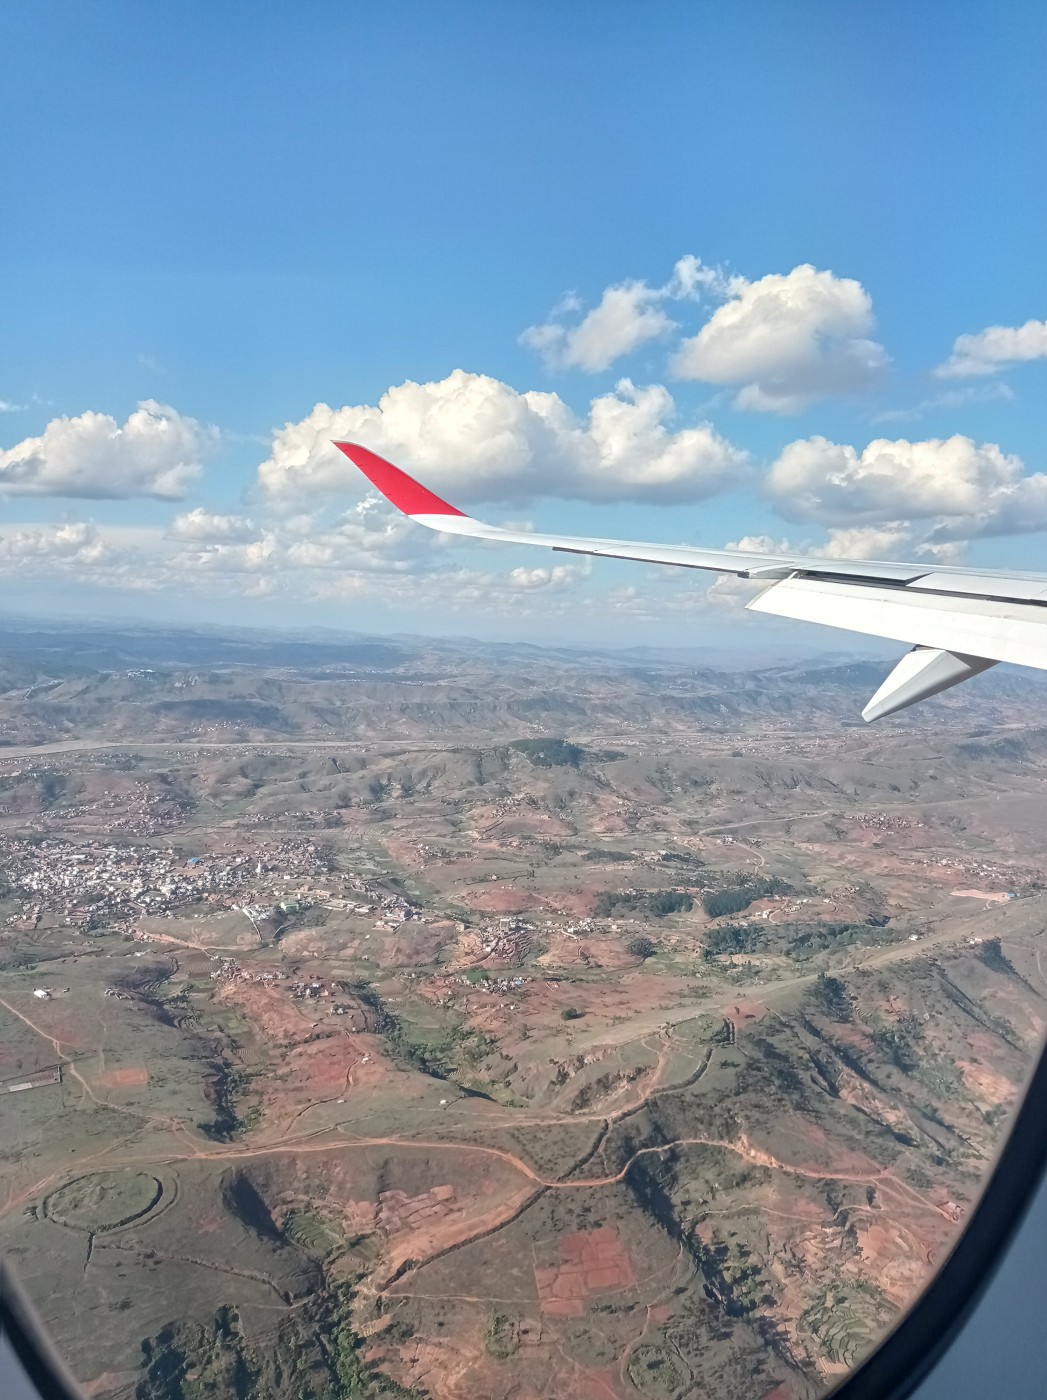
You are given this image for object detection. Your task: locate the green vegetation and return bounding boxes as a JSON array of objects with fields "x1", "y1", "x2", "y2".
[
  {"x1": 508, "y1": 737, "x2": 584, "y2": 767},
  {"x1": 958, "y1": 735, "x2": 1028, "y2": 762},
  {"x1": 282, "y1": 1208, "x2": 342, "y2": 1256},
  {"x1": 800, "y1": 1283, "x2": 894, "y2": 1368},
  {"x1": 628, "y1": 1342, "x2": 686, "y2": 1395},
  {"x1": 595, "y1": 890, "x2": 692, "y2": 918},
  {"x1": 808, "y1": 972, "x2": 853, "y2": 1022},
  {"x1": 703, "y1": 919, "x2": 895, "y2": 961},
  {"x1": 701, "y1": 924, "x2": 761, "y2": 956},
  {"x1": 701, "y1": 876, "x2": 791, "y2": 919},
  {"x1": 658, "y1": 849, "x2": 704, "y2": 868},
  {"x1": 870, "y1": 1016, "x2": 924, "y2": 1074},
  {"x1": 360, "y1": 983, "x2": 500, "y2": 1088},
  {"x1": 979, "y1": 936, "x2": 1017, "y2": 976},
  {"x1": 485, "y1": 1312, "x2": 520, "y2": 1360},
  {"x1": 689, "y1": 1231, "x2": 777, "y2": 1318},
  {"x1": 650, "y1": 890, "x2": 693, "y2": 916},
  {"x1": 397, "y1": 1018, "x2": 498, "y2": 1079},
  {"x1": 136, "y1": 1310, "x2": 263, "y2": 1400},
  {"x1": 787, "y1": 921, "x2": 892, "y2": 958},
  {"x1": 626, "y1": 934, "x2": 658, "y2": 959},
  {"x1": 137, "y1": 1291, "x2": 421, "y2": 1400},
  {"x1": 200, "y1": 1063, "x2": 260, "y2": 1141}
]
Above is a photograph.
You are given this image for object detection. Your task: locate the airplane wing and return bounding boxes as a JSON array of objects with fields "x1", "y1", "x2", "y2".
[{"x1": 334, "y1": 441, "x2": 1047, "y2": 722}]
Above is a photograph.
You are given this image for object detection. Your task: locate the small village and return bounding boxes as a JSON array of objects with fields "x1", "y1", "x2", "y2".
[{"x1": 0, "y1": 833, "x2": 338, "y2": 933}]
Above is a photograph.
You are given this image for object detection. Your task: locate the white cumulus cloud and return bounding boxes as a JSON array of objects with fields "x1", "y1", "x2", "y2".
[
  {"x1": 521, "y1": 281, "x2": 676, "y2": 372},
  {"x1": 671, "y1": 264, "x2": 888, "y2": 413},
  {"x1": 934, "y1": 318, "x2": 1047, "y2": 378},
  {"x1": 0, "y1": 400, "x2": 215, "y2": 499},
  {"x1": 520, "y1": 256, "x2": 726, "y2": 373},
  {"x1": 768, "y1": 432, "x2": 1047, "y2": 541},
  {"x1": 256, "y1": 369, "x2": 747, "y2": 506},
  {"x1": 0, "y1": 521, "x2": 111, "y2": 565},
  {"x1": 822, "y1": 524, "x2": 913, "y2": 559}
]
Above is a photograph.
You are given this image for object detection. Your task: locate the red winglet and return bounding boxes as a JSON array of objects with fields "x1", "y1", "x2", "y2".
[{"x1": 334, "y1": 442, "x2": 466, "y2": 517}]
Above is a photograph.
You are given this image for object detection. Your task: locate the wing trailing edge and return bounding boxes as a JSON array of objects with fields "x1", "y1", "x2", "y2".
[{"x1": 333, "y1": 442, "x2": 1047, "y2": 720}]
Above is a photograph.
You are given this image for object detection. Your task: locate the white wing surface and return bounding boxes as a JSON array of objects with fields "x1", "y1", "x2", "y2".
[{"x1": 334, "y1": 442, "x2": 1047, "y2": 721}]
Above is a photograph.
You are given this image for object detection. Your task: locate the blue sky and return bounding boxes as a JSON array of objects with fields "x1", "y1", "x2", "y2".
[{"x1": 2, "y1": 1, "x2": 1046, "y2": 649}]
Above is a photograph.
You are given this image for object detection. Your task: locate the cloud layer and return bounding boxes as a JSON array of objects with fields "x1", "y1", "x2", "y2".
[
  {"x1": 520, "y1": 256, "x2": 728, "y2": 374},
  {"x1": 256, "y1": 369, "x2": 748, "y2": 506}
]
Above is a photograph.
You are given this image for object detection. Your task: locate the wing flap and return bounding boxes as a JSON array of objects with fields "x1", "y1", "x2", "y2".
[
  {"x1": 749, "y1": 575, "x2": 1047, "y2": 671},
  {"x1": 906, "y1": 571, "x2": 1047, "y2": 602}
]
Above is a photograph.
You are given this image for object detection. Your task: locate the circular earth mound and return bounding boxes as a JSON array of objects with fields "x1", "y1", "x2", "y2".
[{"x1": 46, "y1": 1171, "x2": 163, "y2": 1232}]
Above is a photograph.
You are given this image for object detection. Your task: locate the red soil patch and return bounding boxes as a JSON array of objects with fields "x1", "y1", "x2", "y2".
[
  {"x1": 381, "y1": 924, "x2": 452, "y2": 967},
  {"x1": 95, "y1": 1066, "x2": 148, "y2": 1088},
  {"x1": 536, "y1": 930, "x2": 635, "y2": 972},
  {"x1": 459, "y1": 884, "x2": 542, "y2": 914},
  {"x1": 379, "y1": 1184, "x2": 457, "y2": 1234},
  {"x1": 957, "y1": 1059, "x2": 1015, "y2": 1105},
  {"x1": 534, "y1": 1224, "x2": 635, "y2": 1317},
  {"x1": 216, "y1": 980, "x2": 310, "y2": 1040}
]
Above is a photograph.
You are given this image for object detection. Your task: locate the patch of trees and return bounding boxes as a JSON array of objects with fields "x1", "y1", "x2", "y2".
[
  {"x1": 809, "y1": 972, "x2": 853, "y2": 1022},
  {"x1": 658, "y1": 850, "x2": 705, "y2": 868},
  {"x1": 958, "y1": 735, "x2": 1028, "y2": 762},
  {"x1": 787, "y1": 921, "x2": 892, "y2": 959},
  {"x1": 702, "y1": 920, "x2": 892, "y2": 961},
  {"x1": 486, "y1": 1313, "x2": 520, "y2": 1360},
  {"x1": 595, "y1": 890, "x2": 693, "y2": 918},
  {"x1": 871, "y1": 1015, "x2": 924, "y2": 1074},
  {"x1": 200, "y1": 1063, "x2": 260, "y2": 1141},
  {"x1": 366, "y1": 983, "x2": 499, "y2": 1084},
  {"x1": 702, "y1": 923, "x2": 762, "y2": 957},
  {"x1": 684, "y1": 1228, "x2": 777, "y2": 1319},
  {"x1": 650, "y1": 890, "x2": 692, "y2": 916},
  {"x1": 626, "y1": 935, "x2": 658, "y2": 959},
  {"x1": 701, "y1": 876, "x2": 791, "y2": 918},
  {"x1": 38, "y1": 770, "x2": 69, "y2": 808},
  {"x1": 508, "y1": 737, "x2": 584, "y2": 767},
  {"x1": 138, "y1": 1288, "x2": 419, "y2": 1400},
  {"x1": 979, "y1": 936, "x2": 1016, "y2": 976}
]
